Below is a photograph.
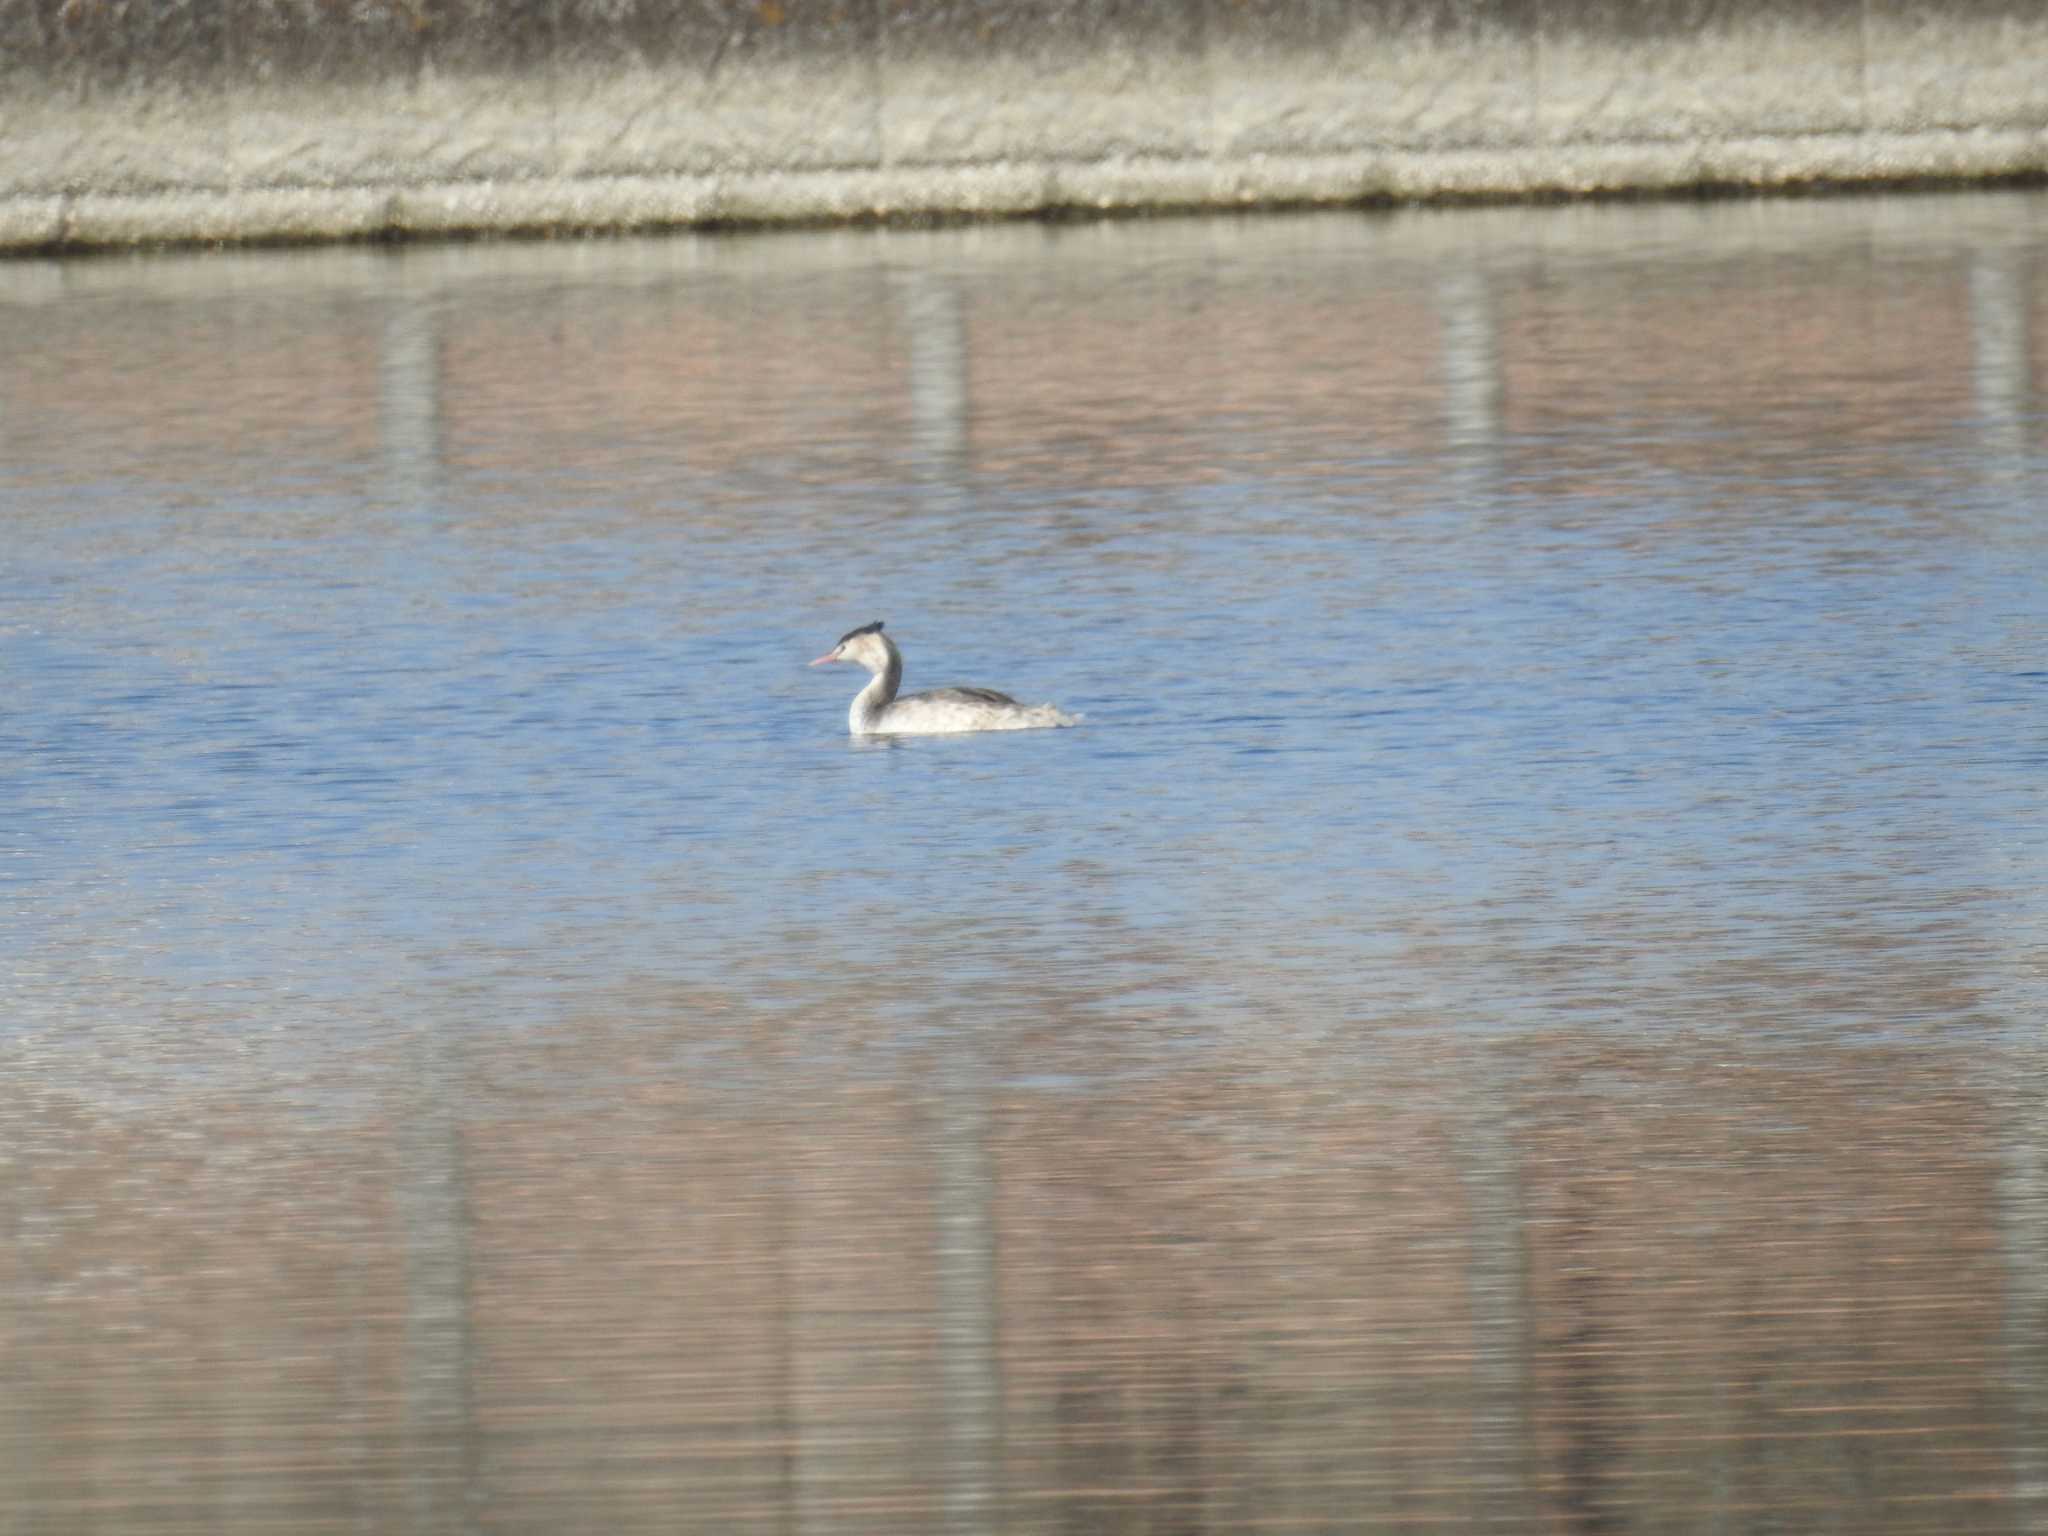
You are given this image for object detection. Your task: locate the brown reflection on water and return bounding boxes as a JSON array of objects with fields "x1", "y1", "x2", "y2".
[
  {"x1": 7, "y1": 198, "x2": 2041, "y2": 518},
  {"x1": 434, "y1": 260, "x2": 918, "y2": 505},
  {"x1": 3, "y1": 1090, "x2": 408, "y2": 1530},
  {"x1": 1512, "y1": 1042, "x2": 2010, "y2": 1534},
  {"x1": 2, "y1": 1018, "x2": 2026, "y2": 1534}
]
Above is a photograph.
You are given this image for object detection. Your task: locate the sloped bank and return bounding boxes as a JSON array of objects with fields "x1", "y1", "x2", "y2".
[{"x1": 3, "y1": 0, "x2": 2045, "y2": 253}]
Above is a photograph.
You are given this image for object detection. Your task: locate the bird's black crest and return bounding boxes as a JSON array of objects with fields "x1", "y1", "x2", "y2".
[{"x1": 837, "y1": 620, "x2": 885, "y2": 645}]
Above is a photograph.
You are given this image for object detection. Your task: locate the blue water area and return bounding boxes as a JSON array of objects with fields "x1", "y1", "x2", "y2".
[{"x1": 7, "y1": 205, "x2": 2042, "y2": 1079}]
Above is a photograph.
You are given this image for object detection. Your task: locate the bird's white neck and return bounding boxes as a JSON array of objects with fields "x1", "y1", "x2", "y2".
[{"x1": 849, "y1": 648, "x2": 902, "y2": 733}]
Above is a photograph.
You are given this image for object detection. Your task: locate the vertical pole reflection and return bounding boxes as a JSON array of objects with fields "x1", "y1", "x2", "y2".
[
  {"x1": 379, "y1": 274, "x2": 446, "y2": 515},
  {"x1": 1457, "y1": 1085, "x2": 1530, "y2": 1525},
  {"x1": 769, "y1": 1084, "x2": 803, "y2": 1536},
  {"x1": 897, "y1": 271, "x2": 970, "y2": 490},
  {"x1": 398, "y1": 1057, "x2": 479, "y2": 1536},
  {"x1": 1436, "y1": 264, "x2": 1504, "y2": 496},
  {"x1": 1969, "y1": 250, "x2": 2030, "y2": 481},
  {"x1": 2001, "y1": 1078, "x2": 2048, "y2": 1521},
  {"x1": 379, "y1": 273, "x2": 472, "y2": 1530},
  {"x1": 932, "y1": 1044, "x2": 1000, "y2": 1534},
  {"x1": 0, "y1": 1136, "x2": 33, "y2": 1536}
]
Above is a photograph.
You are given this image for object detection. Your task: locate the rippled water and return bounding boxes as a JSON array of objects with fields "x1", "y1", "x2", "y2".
[{"x1": 5, "y1": 192, "x2": 2048, "y2": 1532}]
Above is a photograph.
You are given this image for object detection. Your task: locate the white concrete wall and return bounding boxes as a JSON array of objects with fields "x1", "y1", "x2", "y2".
[{"x1": 2, "y1": 0, "x2": 2045, "y2": 252}]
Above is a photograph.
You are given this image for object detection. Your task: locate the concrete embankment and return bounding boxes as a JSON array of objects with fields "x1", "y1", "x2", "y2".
[{"x1": 4, "y1": 0, "x2": 2046, "y2": 253}]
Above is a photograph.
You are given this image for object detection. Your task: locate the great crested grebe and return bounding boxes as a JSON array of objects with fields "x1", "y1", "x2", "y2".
[{"x1": 810, "y1": 621, "x2": 1080, "y2": 735}]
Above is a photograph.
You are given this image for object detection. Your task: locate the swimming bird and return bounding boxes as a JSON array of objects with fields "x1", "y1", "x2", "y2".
[{"x1": 810, "y1": 621, "x2": 1080, "y2": 735}]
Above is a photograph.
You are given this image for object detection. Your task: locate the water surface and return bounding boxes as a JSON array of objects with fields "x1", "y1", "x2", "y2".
[{"x1": 4, "y1": 192, "x2": 2048, "y2": 1533}]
